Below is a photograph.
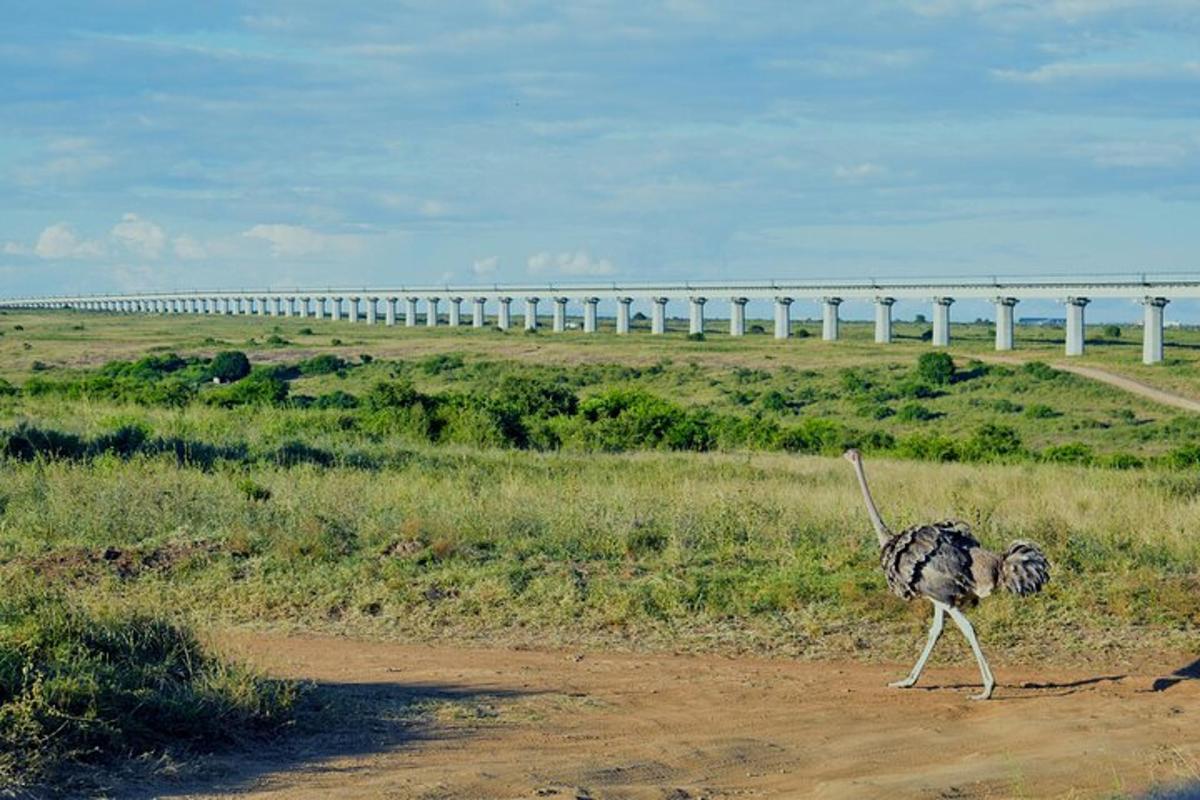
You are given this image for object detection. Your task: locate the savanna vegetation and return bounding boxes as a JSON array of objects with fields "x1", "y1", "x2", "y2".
[{"x1": 2, "y1": 309, "x2": 1199, "y2": 790}]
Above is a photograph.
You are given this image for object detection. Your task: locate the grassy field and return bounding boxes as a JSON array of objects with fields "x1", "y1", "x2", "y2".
[{"x1": 2, "y1": 309, "x2": 1200, "y2": 790}]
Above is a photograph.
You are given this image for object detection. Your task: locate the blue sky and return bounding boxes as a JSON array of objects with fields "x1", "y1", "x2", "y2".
[{"x1": 2, "y1": 1, "x2": 1198, "y2": 321}]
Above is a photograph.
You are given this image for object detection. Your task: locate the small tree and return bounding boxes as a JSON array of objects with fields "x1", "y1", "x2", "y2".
[
  {"x1": 1103, "y1": 324, "x2": 1121, "y2": 339},
  {"x1": 209, "y1": 351, "x2": 251, "y2": 383},
  {"x1": 915, "y1": 351, "x2": 955, "y2": 385}
]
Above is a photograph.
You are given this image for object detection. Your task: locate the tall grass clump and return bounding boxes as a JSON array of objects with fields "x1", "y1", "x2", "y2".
[{"x1": 0, "y1": 585, "x2": 298, "y2": 790}]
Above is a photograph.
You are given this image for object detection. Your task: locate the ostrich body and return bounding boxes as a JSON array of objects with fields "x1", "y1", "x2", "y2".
[{"x1": 844, "y1": 449, "x2": 1049, "y2": 700}]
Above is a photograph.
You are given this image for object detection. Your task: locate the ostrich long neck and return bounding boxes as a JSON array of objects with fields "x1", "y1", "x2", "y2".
[{"x1": 853, "y1": 459, "x2": 892, "y2": 547}]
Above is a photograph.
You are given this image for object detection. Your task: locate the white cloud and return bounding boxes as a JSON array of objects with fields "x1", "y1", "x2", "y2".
[
  {"x1": 2, "y1": 241, "x2": 32, "y2": 256},
  {"x1": 834, "y1": 162, "x2": 887, "y2": 181},
  {"x1": 992, "y1": 61, "x2": 1200, "y2": 84},
  {"x1": 111, "y1": 213, "x2": 167, "y2": 259},
  {"x1": 419, "y1": 199, "x2": 450, "y2": 217},
  {"x1": 527, "y1": 250, "x2": 615, "y2": 276},
  {"x1": 473, "y1": 255, "x2": 499, "y2": 275},
  {"x1": 173, "y1": 235, "x2": 207, "y2": 260},
  {"x1": 34, "y1": 223, "x2": 105, "y2": 260},
  {"x1": 242, "y1": 223, "x2": 357, "y2": 258}
]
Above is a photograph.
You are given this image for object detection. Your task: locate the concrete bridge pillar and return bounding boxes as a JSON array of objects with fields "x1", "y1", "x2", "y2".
[
  {"x1": 616, "y1": 297, "x2": 633, "y2": 334},
  {"x1": 553, "y1": 297, "x2": 568, "y2": 332},
  {"x1": 298, "y1": 297, "x2": 309, "y2": 318},
  {"x1": 689, "y1": 297, "x2": 707, "y2": 335},
  {"x1": 384, "y1": 297, "x2": 396, "y2": 326},
  {"x1": 730, "y1": 297, "x2": 748, "y2": 336},
  {"x1": 330, "y1": 297, "x2": 342, "y2": 322},
  {"x1": 282, "y1": 297, "x2": 293, "y2": 317},
  {"x1": 1142, "y1": 297, "x2": 1168, "y2": 365},
  {"x1": 932, "y1": 297, "x2": 953, "y2": 347},
  {"x1": 822, "y1": 297, "x2": 842, "y2": 341},
  {"x1": 448, "y1": 296, "x2": 463, "y2": 327},
  {"x1": 583, "y1": 297, "x2": 599, "y2": 333},
  {"x1": 652, "y1": 297, "x2": 668, "y2": 334},
  {"x1": 365, "y1": 297, "x2": 377, "y2": 325},
  {"x1": 994, "y1": 297, "x2": 1017, "y2": 351},
  {"x1": 497, "y1": 296, "x2": 512, "y2": 329},
  {"x1": 1065, "y1": 297, "x2": 1089, "y2": 356},
  {"x1": 346, "y1": 297, "x2": 359, "y2": 323},
  {"x1": 427, "y1": 297, "x2": 440, "y2": 327},
  {"x1": 473, "y1": 297, "x2": 487, "y2": 327},
  {"x1": 874, "y1": 297, "x2": 895, "y2": 344},
  {"x1": 774, "y1": 297, "x2": 792, "y2": 340},
  {"x1": 525, "y1": 297, "x2": 540, "y2": 330},
  {"x1": 405, "y1": 297, "x2": 418, "y2": 327},
  {"x1": 253, "y1": 296, "x2": 264, "y2": 316}
]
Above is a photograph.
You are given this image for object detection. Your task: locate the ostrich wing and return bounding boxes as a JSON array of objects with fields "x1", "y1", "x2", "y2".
[{"x1": 881, "y1": 520, "x2": 982, "y2": 607}]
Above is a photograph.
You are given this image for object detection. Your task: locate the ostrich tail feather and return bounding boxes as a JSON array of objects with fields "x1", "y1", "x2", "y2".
[{"x1": 1000, "y1": 540, "x2": 1050, "y2": 596}]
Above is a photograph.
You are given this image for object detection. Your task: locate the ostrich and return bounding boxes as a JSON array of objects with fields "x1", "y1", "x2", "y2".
[{"x1": 843, "y1": 448, "x2": 1049, "y2": 700}]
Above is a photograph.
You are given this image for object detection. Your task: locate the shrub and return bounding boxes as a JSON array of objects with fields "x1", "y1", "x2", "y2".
[
  {"x1": 1167, "y1": 444, "x2": 1200, "y2": 469},
  {"x1": 420, "y1": 353, "x2": 465, "y2": 375},
  {"x1": 991, "y1": 398, "x2": 1022, "y2": 413},
  {"x1": 0, "y1": 378, "x2": 16, "y2": 396},
  {"x1": 1041, "y1": 443, "x2": 1094, "y2": 465},
  {"x1": 0, "y1": 587, "x2": 297, "y2": 788},
  {"x1": 209, "y1": 351, "x2": 251, "y2": 383},
  {"x1": 298, "y1": 354, "x2": 348, "y2": 375},
  {"x1": 364, "y1": 379, "x2": 421, "y2": 411},
  {"x1": 964, "y1": 423, "x2": 1023, "y2": 461},
  {"x1": 204, "y1": 372, "x2": 289, "y2": 408},
  {"x1": 896, "y1": 402, "x2": 938, "y2": 422},
  {"x1": 1022, "y1": 361, "x2": 1061, "y2": 380},
  {"x1": 1024, "y1": 404, "x2": 1060, "y2": 419},
  {"x1": 1105, "y1": 452, "x2": 1145, "y2": 470},
  {"x1": 1102, "y1": 324, "x2": 1121, "y2": 339},
  {"x1": 915, "y1": 352, "x2": 955, "y2": 385},
  {"x1": 313, "y1": 390, "x2": 359, "y2": 410},
  {"x1": 297, "y1": 327, "x2": 314, "y2": 335},
  {"x1": 686, "y1": 332, "x2": 706, "y2": 342},
  {"x1": 778, "y1": 418, "x2": 846, "y2": 454},
  {"x1": 895, "y1": 433, "x2": 960, "y2": 462}
]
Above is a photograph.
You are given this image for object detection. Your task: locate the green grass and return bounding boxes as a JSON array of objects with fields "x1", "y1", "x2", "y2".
[{"x1": 0, "y1": 585, "x2": 298, "y2": 791}]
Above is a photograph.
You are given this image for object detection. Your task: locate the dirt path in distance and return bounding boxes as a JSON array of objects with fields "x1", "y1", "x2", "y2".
[
  {"x1": 139, "y1": 632, "x2": 1200, "y2": 800},
  {"x1": 976, "y1": 353, "x2": 1200, "y2": 414}
]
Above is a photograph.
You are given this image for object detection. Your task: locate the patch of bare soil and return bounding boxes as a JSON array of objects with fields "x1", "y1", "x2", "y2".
[{"x1": 125, "y1": 632, "x2": 1200, "y2": 800}]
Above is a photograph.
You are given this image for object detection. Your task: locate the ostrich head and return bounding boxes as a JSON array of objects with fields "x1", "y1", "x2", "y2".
[{"x1": 843, "y1": 448, "x2": 862, "y2": 465}]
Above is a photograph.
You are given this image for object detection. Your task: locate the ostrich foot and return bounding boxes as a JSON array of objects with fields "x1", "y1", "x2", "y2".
[
  {"x1": 969, "y1": 683, "x2": 995, "y2": 701},
  {"x1": 888, "y1": 677, "x2": 917, "y2": 689}
]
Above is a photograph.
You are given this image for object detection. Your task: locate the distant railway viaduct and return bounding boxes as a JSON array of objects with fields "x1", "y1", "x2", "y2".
[{"x1": 2, "y1": 276, "x2": 1193, "y2": 365}]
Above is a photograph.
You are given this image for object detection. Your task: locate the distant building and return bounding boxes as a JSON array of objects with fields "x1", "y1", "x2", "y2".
[{"x1": 1018, "y1": 317, "x2": 1066, "y2": 327}]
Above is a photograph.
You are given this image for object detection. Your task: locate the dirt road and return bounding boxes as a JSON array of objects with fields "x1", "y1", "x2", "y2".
[{"x1": 132, "y1": 633, "x2": 1200, "y2": 800}]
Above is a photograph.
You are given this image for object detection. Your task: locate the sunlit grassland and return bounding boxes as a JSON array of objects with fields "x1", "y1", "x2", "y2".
[
  {"x1": 2, "y1": 448, "x2": 1198, "y2": 662},
  {"x1": 0, "y1": 308, "x2": 1198, "y2": 668},
  {"x1": 3, "y1": 309, "x2": 1200, "y2": 396}
]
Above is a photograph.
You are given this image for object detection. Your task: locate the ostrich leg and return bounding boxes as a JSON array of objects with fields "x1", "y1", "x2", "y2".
[
  {"x1": 947, "y1": 607, "x2": 995, "y2": 700},
  {"x1": 890, "y1": 601, "x2": 946, "y2": 688}
]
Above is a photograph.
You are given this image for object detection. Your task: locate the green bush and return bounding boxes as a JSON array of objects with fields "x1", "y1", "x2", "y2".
[
  {"x1": 1041, "y1": 442, "x2": 1094, "y2": 465},
  {"x1": 1102, "y1": 324, "x2": 1121, "y2": 339},
  {"x1": 298, "y1": 354, "x2": 347, "y2": 375},
  {"x1": 896, "y1": 402, "x2": 938, "y2": 422},
  {"x1": 420, "y1": 353, "x2": 465, "y2": 375},
  {"x1": 895, "y1": 433, "x2": 960, "y2": 462},
  {"x1": 1024, "y1": 403, "x2": 1060, "y2": 419},
  {"x1": 1022, "y1": 361, "x2": 1061, "y2": 381},
  {"x1": 209, "y1": 351, "x2": 251, "y2": 383},
  {"x1": 964, "y1": 423, "x2": 1023, "y2": 461},
  {"x1": 204, "y1": 372, "x2": 289, "y2": 408},
  {"x1": 0, "y1": 587, "x2": 297, "y2": 789},
  {"x1": 915, "y1": 352, "x2": 955, "y2": 385},
  {"x1": 364, "y1": 379, "x2": 421, "y2": 411}
]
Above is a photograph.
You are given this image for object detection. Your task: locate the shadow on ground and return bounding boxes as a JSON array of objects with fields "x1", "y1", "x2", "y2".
[
  {"x1": 1152, "y1": 658, "x2": 1200, "y2": 693},
  {"x1": 102, "y1": 679, "x2": 537, "y2": 799},
  {"x1": 1143, "y1": 783, "x2": 1200, "y2": 800}
]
